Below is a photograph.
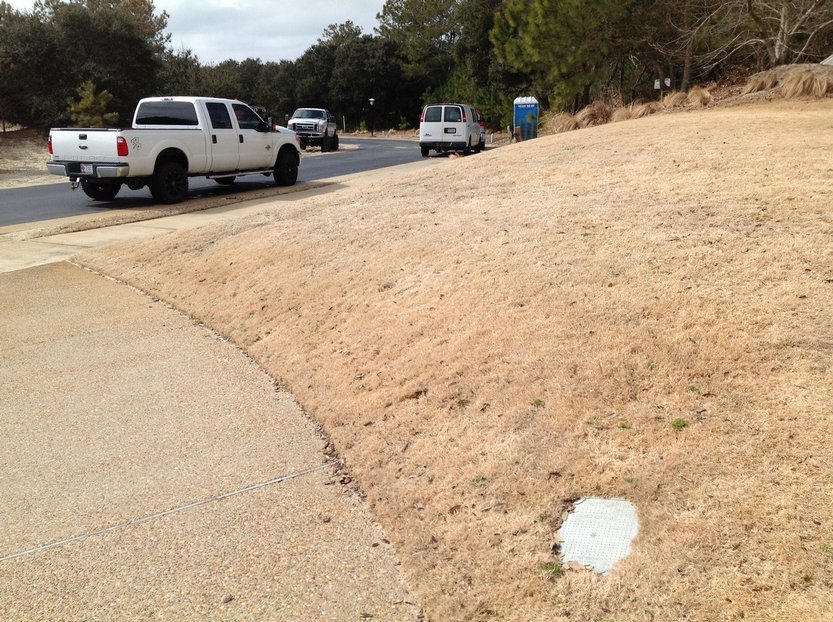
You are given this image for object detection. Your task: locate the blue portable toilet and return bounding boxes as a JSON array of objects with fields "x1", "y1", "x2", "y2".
[{"x1": 513, "y1": 96, "x2": 539, "y2": 141}]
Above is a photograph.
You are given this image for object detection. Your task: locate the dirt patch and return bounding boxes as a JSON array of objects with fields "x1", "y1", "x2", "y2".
[{"x1": 77, "y1": 97, "x2": 833, "y2": 621}]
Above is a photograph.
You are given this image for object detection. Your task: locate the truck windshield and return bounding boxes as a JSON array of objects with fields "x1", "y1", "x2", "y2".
[
  {"x1": 135, "y1": 101, "x2": 199, "y2": 126},
  {"x1": 292, "y1": 109, "x2": 325, "y2": 119}
]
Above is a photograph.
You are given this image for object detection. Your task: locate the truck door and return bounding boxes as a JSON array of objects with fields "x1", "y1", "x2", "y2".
[
  {"x1": 232, "y1": 104, "x2": 273, "y2": 170},
  {"x1": 205, "y1": 102, "x2": 239, "y2": 172}
]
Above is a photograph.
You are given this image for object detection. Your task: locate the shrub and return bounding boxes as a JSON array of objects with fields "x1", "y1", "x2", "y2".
[
  {"x1": 575, "y1": 101, "x2": 612, "y2": 128},
  {"x1": 611, "y1": 107, "x2": 634, "y2": 123},
  {"x1": 663, "y1": 91, "x2": 688, "y2": 108},
  {"x1": 631, "y1": 101, "x2": 661, "y2": 118},
  {"x1": 687, "y1": 86, "x2": 712, "y2": 107}
]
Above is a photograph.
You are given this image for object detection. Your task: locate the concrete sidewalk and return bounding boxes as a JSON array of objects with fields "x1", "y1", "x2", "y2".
[{"x1": 0, "y1": 262, "x2": 419, "y2": 620}]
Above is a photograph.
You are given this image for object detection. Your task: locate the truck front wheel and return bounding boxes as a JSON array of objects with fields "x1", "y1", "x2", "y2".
[
  {"x1": 331, "y1": 133, "x2": 339, "y2": 151},
  {"x1": 149, "y1": 161, "x2": 188, "y2": 204},
  {"x1": 80, "y1": 179, "x2": 122, "y2": 201},
  {"x1": 274, "y1": 150, "x2": 298, "y2": 186}
]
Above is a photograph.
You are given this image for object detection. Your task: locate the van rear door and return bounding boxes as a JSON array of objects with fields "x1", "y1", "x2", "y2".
[
  {"x1": 442, "y1": 105, "x2": 465, "y2": 145},
  {"x1": 420, "y1": 105, "x2": 443, "y2": 144}
]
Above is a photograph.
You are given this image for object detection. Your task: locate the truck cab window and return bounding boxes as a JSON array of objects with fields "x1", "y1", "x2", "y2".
[
  {"x1": 206, "y1": 102, "x2": 233, "y2": 129},
  {"x1": 232, "y1": 104, "x2": 263, "y2": 130}
]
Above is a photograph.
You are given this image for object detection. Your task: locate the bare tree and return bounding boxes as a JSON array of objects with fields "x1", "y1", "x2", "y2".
[{"x1": 739, "y1": 0, "x2": 833, "y2": 66}]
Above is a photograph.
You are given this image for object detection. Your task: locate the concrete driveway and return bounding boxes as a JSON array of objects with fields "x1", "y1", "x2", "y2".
[{"x1": 0, "y1": 261, "x2": 419, "y2": 620}]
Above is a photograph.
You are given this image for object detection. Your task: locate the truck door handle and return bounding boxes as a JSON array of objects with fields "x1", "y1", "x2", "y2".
[
  {"x1": 212, "y1": 135, "x2": 217, "y2": 144},
  {"x1": 239, "y1": 135, "x2": 244, "y2": 144}
]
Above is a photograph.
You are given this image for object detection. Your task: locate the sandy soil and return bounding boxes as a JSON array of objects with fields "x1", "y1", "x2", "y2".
[
  {"x1": 0, "y1": 129, "x2": 58, "y2": 188},
  {"x1": 74, "y1": 96, "x2": 833, "y2": 621}
]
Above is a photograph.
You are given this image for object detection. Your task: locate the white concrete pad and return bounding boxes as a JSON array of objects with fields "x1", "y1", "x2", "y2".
[{"x1": 558, "y1": 497, "x2": 639, "y2": 575}]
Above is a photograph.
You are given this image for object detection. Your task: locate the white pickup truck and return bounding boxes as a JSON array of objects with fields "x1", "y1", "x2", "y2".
[{"x1": 47, "y1": 96, "x2": 302, "y2": 203}]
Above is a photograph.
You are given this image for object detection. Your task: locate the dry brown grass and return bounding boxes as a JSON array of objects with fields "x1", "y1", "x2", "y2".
[
  {"x1": 77, "y1": 99, "x2": 833, "y2": 622},
  {"x1": 575, "y1": 101, "x2": 612, "y2": 128},
  {"x1": 742, "y1": 64, "x2": 833, "y2": 98},
  {"x1": 631, "y1": 100, "x2": 662, "y2": 118},
  {"x1": 663, "y1": 91, "x2": 688, "y2": 108},
  {"x1": 541, "y1": 111, "x2": 579, "y2": 134},
  {"x1": 687, "y1": 85, "x2": 713, "y2": 106},
  {"x1": 611, "y1": 107, "x2": 634, "y2": 123},
  {"x1": 781, "y1": 70, "x2": 832, "y2": 98}
]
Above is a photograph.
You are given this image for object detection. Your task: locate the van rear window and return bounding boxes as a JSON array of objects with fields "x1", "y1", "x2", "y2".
[
  {"x1": 423, "y1": 106, "x2": 442, "y2": 122},
  {"x1": 444, "y1": 107, "x2": 462, "y2": 123},
  {"x1": 135, "y1": 101, "x2": 199, "y2": 126}
]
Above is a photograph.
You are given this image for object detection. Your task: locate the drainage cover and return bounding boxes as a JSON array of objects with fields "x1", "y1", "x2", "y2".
[{"x1": 557, "y1": 497, "x2": 639, "y2": 575}]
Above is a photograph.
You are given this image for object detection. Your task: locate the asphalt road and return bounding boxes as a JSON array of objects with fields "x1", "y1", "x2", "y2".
[{"x1": 0, "y1": 138, "x2": 422, "y2": 227}]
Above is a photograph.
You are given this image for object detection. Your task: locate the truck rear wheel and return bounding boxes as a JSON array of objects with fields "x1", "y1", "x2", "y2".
[
  {"x1": 274, "y1": 149, "x2": 298, "y2": 186},
  {"x1": 80, "y1": 179, "x2": 122, "y2": 201},
  {"x1": 149, "y1": 161, "x2": 188, "y2": 204}
]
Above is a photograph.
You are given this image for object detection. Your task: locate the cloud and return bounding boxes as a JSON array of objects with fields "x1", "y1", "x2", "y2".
[
  {"x1": 6, "y1": 0, "x2": 386, "y2": 64},
  {"x1": 163, "y1": 0, "x2": 385, "y2": 63}
]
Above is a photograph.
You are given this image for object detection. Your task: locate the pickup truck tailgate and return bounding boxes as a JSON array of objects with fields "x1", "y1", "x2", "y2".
[{"x1": 50, "y1": 128, "x2": 123, "y2": 163}]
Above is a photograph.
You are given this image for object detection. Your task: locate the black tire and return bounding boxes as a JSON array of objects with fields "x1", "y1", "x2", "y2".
[
  {"x1": 463, "y1": 138, "x2": 472, "y2": 155},
  {"x1": 299, "y1": 139, "x2": 307, "y2": 150},
  {"x1": 321, "y1": 132, "x2": 330, "y2": 153},
  {"x1": 273, "y1": 149, "x2": 298, "y2": 186},
  {"x1": 149, "y1": 160, "x2": 188, "y2": 204},
  {"x1": 214, "y1": 176, "x2": 236, "y2": 185},
  {"x1": 421, "y1": 146, "x2": 430, "y2": 157},
  {"x1": 331, "y1": 133, "x2": 339, "y2": 151},
  {"x1": 80, "y1": 179, "x2": 121, "y2": 201}
]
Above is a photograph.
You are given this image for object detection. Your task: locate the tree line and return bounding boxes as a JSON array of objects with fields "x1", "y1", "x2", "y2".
[{"x1": 1, "y1": 0, "x2": 831, "y2": 132}]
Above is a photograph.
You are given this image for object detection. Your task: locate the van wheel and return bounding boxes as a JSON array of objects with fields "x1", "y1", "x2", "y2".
[
  {"x1": 421, "y1": 146, "x2": 430, "y2": 157},
  {"x1": 149, "y1": 161, "x2": 188, "y2": 204},
  {"x1": 80, "y1": 179, "x2": 122, "y2": 201},
  {"x1": 274, "y1": 149, "x2": 298, "y2": 186},
  {"x1": 463, "y1": 139, "x2": 472, "y2": 155}
]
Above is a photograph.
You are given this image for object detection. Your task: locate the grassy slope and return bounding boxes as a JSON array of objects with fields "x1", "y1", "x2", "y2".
[{"x1": 78, "y1": 99, "x2": 833, "y2": 621}]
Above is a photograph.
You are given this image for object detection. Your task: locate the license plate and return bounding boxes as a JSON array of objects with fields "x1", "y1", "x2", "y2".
[
  {"x1": 444, "y1": 128, "x2": 457, "y2": 134},
  {"x1": 81, "y1": 163, "x2": 93, "y2": 174}
]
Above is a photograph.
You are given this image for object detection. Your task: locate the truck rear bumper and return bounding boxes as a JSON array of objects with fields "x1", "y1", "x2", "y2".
[{"x1": 48, "y1": 162, "x2": 130, "y2": 179}]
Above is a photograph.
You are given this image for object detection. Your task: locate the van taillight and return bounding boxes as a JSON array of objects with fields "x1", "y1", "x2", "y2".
[
  {"x1": 48, "y1": 135, "x2": 53, "y2": 155},
  {"x1": 461, "y1": 109, "x2": 467, "y2": 122},
  {"x1": 420, "y1": 110, "x2": 425, "y2": 122},
  {"x1": 117, "y1": 136, "x2": 128, "y2": 156}
]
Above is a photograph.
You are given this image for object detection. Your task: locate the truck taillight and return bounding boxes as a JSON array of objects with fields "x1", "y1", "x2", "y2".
[
  {"x1": 48, "y1": 135, "x2": 53, "y2": 155},
  {"x1": 117, "y1": 136, "x2": 128, "y2": 156}
]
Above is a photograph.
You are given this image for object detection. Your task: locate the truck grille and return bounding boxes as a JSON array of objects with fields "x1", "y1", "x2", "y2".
[{"x1": 294, "y1": 123, "x2": 316, "y2": 132}]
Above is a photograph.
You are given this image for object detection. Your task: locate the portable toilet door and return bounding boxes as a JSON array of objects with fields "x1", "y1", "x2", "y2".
[{"x1": 513, "y1": 96, "x2": 539, "y2": 141}]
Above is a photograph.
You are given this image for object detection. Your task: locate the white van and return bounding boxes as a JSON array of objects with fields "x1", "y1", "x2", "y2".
[{"x1": 419, "y1": 103, "x2": 483, "y2": 157}]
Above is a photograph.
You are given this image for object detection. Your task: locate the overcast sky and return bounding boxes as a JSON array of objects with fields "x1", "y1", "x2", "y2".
[{"x1": 6, "y1": 0, "x2": 386, "y2": 64}]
